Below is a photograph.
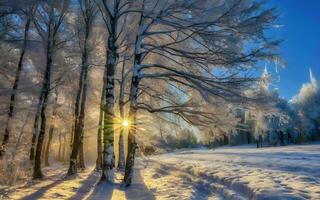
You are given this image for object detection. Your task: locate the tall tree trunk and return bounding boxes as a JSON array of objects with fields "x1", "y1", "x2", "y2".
[
  {"x1": 96, "y1": 87, "x2": 104, "y2": 170},
  {"x1": 67, "y1": 19, "x2": 90, "y2": 175},
  {"x1": 100, "y1": 36, "x2": 117, "y2": 181},
  {"x1": 1, "y1": 15, "x2": 32, "y2": 157},
  {"x1": 122, "y1": 10, "x2": 146, "y2": 183},
  {"x1": 68, "y1": 68, "x2": 88, "y2": 175},
  {"x1": 124, "y1": 50, "x2": 141, "y2": 186},
  {"x1": 33, "y1": 7, "x2": 55, "y2": 177},
  {"x1": 44, "y1": 126, "x2": 54, "y2": 166},
  {"x1": 68, "y1": 66, "x2": 84, "y2": 175},
  {"x1": 117, "y1": 55, "x2": 126, "y2": 170},
  {"x1": 33, "y1": 39, "x2": 53, "y2": 179}
]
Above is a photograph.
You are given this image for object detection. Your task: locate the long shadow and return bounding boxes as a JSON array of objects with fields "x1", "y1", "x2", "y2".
[
  {"x1": 20, "y1": 178, "x2": 65, "y2": 200},
  {"x1": 124, "y1": 163, "x2": 155, "y2": 200},
  {"x1": 84, "y1": 160, "x2": 155, "y2": 200},
  {"x1": 85, "y1": 181, "x2": 120, "y2": 200},
  {"x1": 68, "y1": 170, "x2": 101, "y2": 200},
  {"x1": 85, "y1": 170, "x2": 121, "y2": 200}
]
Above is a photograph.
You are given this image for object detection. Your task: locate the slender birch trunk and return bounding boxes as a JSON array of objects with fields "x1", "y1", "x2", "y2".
[
  {"x1": 123, "y1": 51, "x2": 141, "y2": 186},
  {"x1": 123, "y1": 10, "x2": 144, "y2": 184},
  {"x1": 33, "y1": 32, "x2": 53, "y2": 179},
  {"x1": 96, "y1": 86, "x2": 104, "y2": 170},
  {"x1": 68, "y1": 62, "x2": 85, "y2": 175},
  {"x1": 100, "y1": 35, "x2": 117, "y2": 181},
  {"x1": 67, "y1": 12, "x2": 90, "y2": 175},
  {"x1": 117, "y1": 56, "x2": 126, "y2": 170},
  {"x1": 32, "y1": 2, "x2": 58, "y2": 178},
  {"x1": 97, "y1": 0, "x2": 123, "y2": 182}
]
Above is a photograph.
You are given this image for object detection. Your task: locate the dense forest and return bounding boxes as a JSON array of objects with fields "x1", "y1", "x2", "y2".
[{"x1": 0, "y1": 0, "x2": 319, "y2": 194}]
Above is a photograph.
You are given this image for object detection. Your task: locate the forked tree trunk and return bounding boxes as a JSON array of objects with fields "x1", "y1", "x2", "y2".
[
  {"x1": 1, "y1": 13, "x2": 32, "y2": 157},
  {"x1": 44, "y1": 126, "x2": 54, "y2": 166},
  {"x1": 33, "y1": 7, "x2": 55, "y2": 178}
]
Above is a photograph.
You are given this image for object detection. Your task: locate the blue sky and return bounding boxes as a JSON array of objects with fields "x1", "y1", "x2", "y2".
[{"x1": 267, "y1": 0, "x2": 320, "y2": 100}]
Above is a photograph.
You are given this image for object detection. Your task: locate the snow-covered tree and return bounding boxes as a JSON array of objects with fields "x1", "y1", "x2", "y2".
[
  {"x1": 123, "y1": 0, "x2": 280, "y2": 186},
  {"x1": 292, "y1": 69, "x2": 320, "y2": 139}
]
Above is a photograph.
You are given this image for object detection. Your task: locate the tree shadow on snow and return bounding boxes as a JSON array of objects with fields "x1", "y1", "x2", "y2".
[
  {"x1": 19, "y1": 178, "x2": 65, "y2": 200},
  {"x1": 124, "y1": 166, "x2": 155, "y2": 200},
  {"x1": 68, "y1": 170, "x2": 101, "y2": 200},
  {"x1": 85, "y1": 166, "x2": 155, "y2": 200}
]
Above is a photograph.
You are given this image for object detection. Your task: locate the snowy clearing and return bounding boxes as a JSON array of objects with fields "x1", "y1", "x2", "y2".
[{"x1": 6, "y1": 143, "x2": 320, "y2": 200}]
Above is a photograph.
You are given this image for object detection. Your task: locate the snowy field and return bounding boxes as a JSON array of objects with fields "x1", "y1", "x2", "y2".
[{"x1": 6, "y1": 143, "x2": 320, "y2": 200}]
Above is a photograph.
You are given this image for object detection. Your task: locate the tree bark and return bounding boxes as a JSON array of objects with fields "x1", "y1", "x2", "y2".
[
  {"x1": 123, "y1": 50, "x2": 141, "y2": 186},
  {"x1": 68, "y1": 62, "x2": 85, "y2": 175},
  {"x1": 33, "y1": 37, "x2": 53, "y2": 179},
  {"x1": 67, "y1": 66, "x2": 88, "y2": 175},
  {"x1": 99, "y1": 0, "x2": 124, "y2": 182},
  {"x1": 117, "y1": 56, "x2": 126, "y2": 170},
  {"x1": 67, "y1": 15, "x2": 90, "y2": 175},
  {"x1": 96, "y1": 86, "x2": 104, "y2": 170},
  {"x1": 124, "y1": 129, "x2": 137, "y2": 186},
  {"x1": 100, "y1": 37, "x2": 117, "y2": 181},
  {"x1": 33, "y1": 4, "x2": 56, "y2": 178}
]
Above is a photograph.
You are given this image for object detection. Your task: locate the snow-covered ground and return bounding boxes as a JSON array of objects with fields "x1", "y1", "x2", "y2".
[{"x1": 6, "y1": 143, "x2": 320, "y2": 200}]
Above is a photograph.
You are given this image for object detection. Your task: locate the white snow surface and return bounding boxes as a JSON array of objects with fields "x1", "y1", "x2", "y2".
[{"x1": 7, "y1": 143, "x2": 320, "y2": 200}]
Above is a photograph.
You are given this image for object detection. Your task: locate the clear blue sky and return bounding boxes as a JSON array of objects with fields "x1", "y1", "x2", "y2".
[{"x1": 268, "y1": 0, "x2": 320, "y2": 100}]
